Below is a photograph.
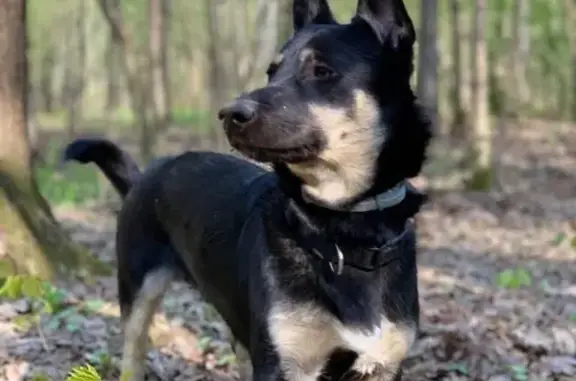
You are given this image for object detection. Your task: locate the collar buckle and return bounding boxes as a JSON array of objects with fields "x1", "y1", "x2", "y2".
[{"x1": 329, "y1": 245, "x2": 344, "y2": 275}]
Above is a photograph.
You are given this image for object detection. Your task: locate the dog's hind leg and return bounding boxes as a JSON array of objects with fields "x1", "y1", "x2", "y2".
[{"x1": 119, "y1": 266, "x2": 173, "y2": 381}]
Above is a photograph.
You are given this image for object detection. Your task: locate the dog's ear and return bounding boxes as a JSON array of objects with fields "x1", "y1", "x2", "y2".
[
  {"x1": 354, "y1": 0, "x2": 415, "y2": 47},
  {"x1": 293, "y1": 0, "x2": 336, "y2": 32}
]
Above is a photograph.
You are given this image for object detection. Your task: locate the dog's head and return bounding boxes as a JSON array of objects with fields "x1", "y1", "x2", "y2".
[{"x1": 219, "y1": 0, "x2": 432, "y2": 208}]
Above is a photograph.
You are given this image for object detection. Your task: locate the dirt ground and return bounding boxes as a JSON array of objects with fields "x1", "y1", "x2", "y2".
[{"x1": 1, "y1": 120, "x2": 576, "y2": 381}]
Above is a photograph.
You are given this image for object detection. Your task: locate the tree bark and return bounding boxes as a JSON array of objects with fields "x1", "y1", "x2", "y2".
[
  {"x1": 39, "y1": 47, "x2": 55, "y2": 113},
  {"x1": 205, "y1": 0, "x2": 234, "y2": 151},
  {"x1": 149, "y1": 0, "x2": 170, "y2": 129},
  {"x1": 467, "y1": 0, "x2": 492, "y2": 190},
  {"x1": 416, "y1": 0, "x2": 438, "y2": 129},
  {"x1": 564, "y1": 0, "x2": 576, "y2": 121},
  {"x1": 160, "y1": 0, "x2": 171, "y2": 122},
  {"x1": 97, "y1": 0, "x2": 154, "y2": 161},
  {"x1": 449, "y1": 0, "x2": 466, "y2": 138},
  {"x1": 105, "y1": 0, "x2": 122, "y2": 113},
  {"x1": 66, "y1": 1, "x2": 87, "y2": 139},
  {"x1": 0, "y1": 0, "x2": 108, "y2": 279},
  {"x1": 511, "y1": 0, "x2": 531, "y2": 107}
]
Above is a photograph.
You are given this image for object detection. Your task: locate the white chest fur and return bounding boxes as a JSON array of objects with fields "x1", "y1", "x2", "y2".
[{"x1": 268, "y1": 302, "x2": 415, "y2": 381}]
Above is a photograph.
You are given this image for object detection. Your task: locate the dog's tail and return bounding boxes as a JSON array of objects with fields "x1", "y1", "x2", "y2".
[{"x1": 62, "y1": 138, "x2": 141, "y2": 198}]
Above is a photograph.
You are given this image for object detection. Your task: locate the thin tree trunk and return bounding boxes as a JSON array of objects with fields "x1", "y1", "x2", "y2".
[
  {"x1": 0, "y1": 0, "x2": 108, "y2": 279},
  {"x1": 160, "y1": 0, "x2": 171, "y2": 122},
  {"x1": 564, "y1": 0, "x2": 576, "y2": 121},
  {"x1": 105, "y1": 19, "x2": 122, "y2": 112},
  {"x1": 97, "y1": 0, "x2": 153, "y2": 161},
  {"x1": 39, "y1": 47, "x2": 55, "y2": 113},
  {"x1": 416, "y1": 0, "x2": 438, "y2": 129},
  {"x1": 149, "y1": 0, "x2": 169, "y2": 130},
  {"x1": 449, "y1": 0, "x2": 465, "y2": 137},
  {"x1": 467, "y1": 0, "x2": 492, "y2": 190},
  {"x1": 511, "y1": 0, "x2": 531, "y2": 108},
  {"x1": 66, "y1": 1, "x2": 87, "y2": 139},
  {"x1": 205, "y1": 0, "x2": 233, "y2": 151}
]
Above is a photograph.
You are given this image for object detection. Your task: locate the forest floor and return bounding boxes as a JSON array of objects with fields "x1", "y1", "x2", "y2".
[{"x1": 1, "y1": 119, "x2": 576, "y2": 381}]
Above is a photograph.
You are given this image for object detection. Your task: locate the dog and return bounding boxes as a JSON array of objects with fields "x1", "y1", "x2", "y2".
[{"x1": 62, "y1": 0, "x2": 431, "y2": 380}]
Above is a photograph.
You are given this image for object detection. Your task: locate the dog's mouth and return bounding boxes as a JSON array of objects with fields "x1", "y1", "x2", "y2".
[{"x1": 230, "y1": 140, "x2": 322, "y2": 164}]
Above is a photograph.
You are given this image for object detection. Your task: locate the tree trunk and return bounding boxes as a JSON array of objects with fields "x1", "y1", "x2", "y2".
[
  {"x1": 105, "y1": 12, "x2": 122, "y2": 113},
  {"x1": 564, "y1": 0, "x2": 576, "y2": 121},
  {"x1": 416, "y1": 0, "x2": 438, "y2": 129},
  {"x1": 148, "y1": 0, "x2": 169, "y2": 130},
  {"x1": 0, "y1": 0, "x2": 108, "y2": 280},
  {"x1": 237, "y1": 0, "x2": 280, "y2": 90},
  {"x1": 467, "y1": 0, "x2": 492, "y2": 190},
  {"x1": 205, "y1": 0, "x2": 234, "y2": 151},
  {"x1": 66, "y1": 1, "x2": 87, "y2": 139},
  {"x1": 511, "y1": 0, "x2": 531, "y2": 108},
  {"x1": 160, "y1": 0, "x2": 171, "y2": 122},
  {"x1": 449, "y1": 0, "x2": 466, "y2": 137},
  {"x1": 97, "y1": 0, "x2": 154, "y2": 161},
  {"x1": 39, "y1": 47, "x2": 55, "y2": 113}
]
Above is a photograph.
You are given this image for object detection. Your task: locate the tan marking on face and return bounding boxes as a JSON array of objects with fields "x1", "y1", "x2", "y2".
[
  {"x1": 299, "y1": 48, "x2": 315, "y2": 63},
  {"x1": 268, "y1": 301, "x2": 414, "y2": 381},
  {"x1": 287, "y1": 89, "x2": 385, "y2": 207},
  {"x1": 120, "y1": 269, "x2": 173, "y2": 381}
]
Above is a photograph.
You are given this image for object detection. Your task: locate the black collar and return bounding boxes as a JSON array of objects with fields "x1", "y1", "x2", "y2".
[
  {"x1": 238, "y1": 172, "x2": 416, "y2": 283},
  {"x1": 298, "y1": 220, "x2": 415, "y2": 282}
]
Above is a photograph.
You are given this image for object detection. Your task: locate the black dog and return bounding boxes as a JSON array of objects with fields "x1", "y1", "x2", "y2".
[{"x1": 63, "y1": 1, "x2": 431, "y2": 380}]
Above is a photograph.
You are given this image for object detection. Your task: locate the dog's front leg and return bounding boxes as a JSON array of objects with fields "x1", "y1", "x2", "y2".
[
  {"x1": 251, "y1": 344, "x2": 323, "y2": 381},
  {"x1": 350, "y1": 324, "x2": 415, "y2": 381},
  {"x1": 250, "y1": 352, "x2": 283, "y2": 381}
]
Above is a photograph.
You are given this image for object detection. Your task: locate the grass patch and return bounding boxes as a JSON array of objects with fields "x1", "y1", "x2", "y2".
[{"x1": 35, "y1": 139, "x2": 101, "y2": 206}]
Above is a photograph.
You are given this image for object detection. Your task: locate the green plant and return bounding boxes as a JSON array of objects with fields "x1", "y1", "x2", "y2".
[
  {"x1": 445, "y1": 362, "x2": 469, "y2": 376},
  {"x1": 0, "y1": 276, "x2": 103, "y2": 334},
  {"x1": 65, "y1": 364, "x2": 102, "y2": 381},
  {"x1": 86, "y1": 349, "x2": 115, "y2": 377},
  {"x1": 495, "y1": 268, "x2": 532, "y2": 289},
  {"x1": 28, "y1": 372, "x2": 51, "y2": 381},
  {"x1": 508, "y1": 364, "x2": 528, "y2": 381}
]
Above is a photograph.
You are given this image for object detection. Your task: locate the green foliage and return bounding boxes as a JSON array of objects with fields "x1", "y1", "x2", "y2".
[
  {"x1": 0, "y1": 275, "x2": 44, "y2": 300},
  {"x1": 446, "y1": 362, "x2": 469, "y2": 376},
  {"x1": 34, "y1": 139, "x2": 101, "y2": 205},
  {"x1": 86, "y1": 349, "x2": 115, "y2": 377},
  {"x1": 495, "y1": 268, "x2": 533, "y2": 289},
  {"x1": 550, "y1": 232, "x2": 566, "y2": 246},
  {"x1": 65, "y1": 364, "x2": 102, "y2": 381},
  {"x1": 41, "y1": 282, "x2": 68, "y2": 313},
  {"x1": 466, "y1": 168, "x2": 493, "y2": 191},
  {"x1": 28, "y1": 372, "x2": 51, "y2": 381},
  {"x1": 508, "y1": 364, "x2": 529, "y2": 381},
  {"x1": 0, "y1": 276, "x2": 106, "y2": 334},
  {"x1": 1, "y1": 276, "x2": 113, "y2": 379},
  {"x1": 548, "y1": 232, "x2": 576, "y2": 249}
]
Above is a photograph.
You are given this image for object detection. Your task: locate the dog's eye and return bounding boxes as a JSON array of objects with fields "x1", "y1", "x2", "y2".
[{"x1": 312, "y1": 64, "x2": 336, "y2": 80}]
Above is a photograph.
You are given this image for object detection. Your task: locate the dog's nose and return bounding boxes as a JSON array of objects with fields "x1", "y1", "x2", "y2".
[{"x1": 218, "y1": 100, "x2": 257, "y2": 126}]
